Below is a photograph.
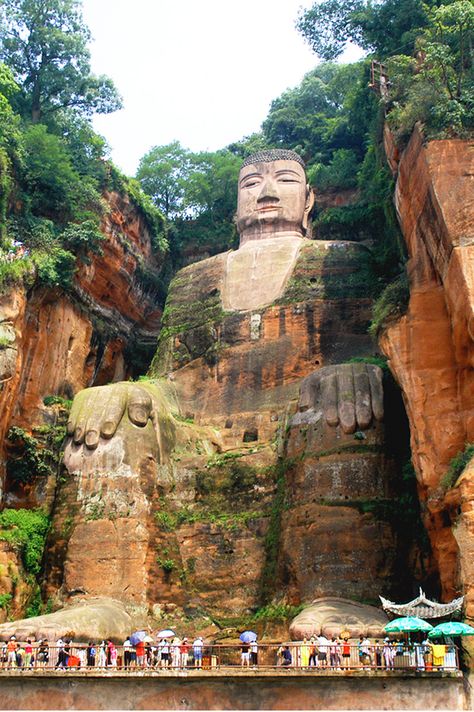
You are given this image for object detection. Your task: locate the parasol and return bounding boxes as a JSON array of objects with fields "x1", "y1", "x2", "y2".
[
  {"x1": 428, "y1": 621, "x2": 474, "y2": 638},
  {"x1": 384, "y1": 616, "x2": 433, "y2": 633}
]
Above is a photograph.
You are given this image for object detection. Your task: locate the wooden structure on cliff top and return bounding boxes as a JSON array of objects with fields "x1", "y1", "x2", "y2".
[{"x1": 380, "y1": 588, "x2": 463, "y2": 619}]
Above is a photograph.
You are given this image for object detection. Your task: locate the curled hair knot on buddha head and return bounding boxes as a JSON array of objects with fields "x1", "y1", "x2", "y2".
[{"x1": 241, "y1": 149, "x2": 306, "y2": 169}]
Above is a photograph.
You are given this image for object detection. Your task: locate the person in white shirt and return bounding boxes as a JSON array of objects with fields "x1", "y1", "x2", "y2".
[{"x1": 317, "y1": 635, "x2": 329, "y2": 667}]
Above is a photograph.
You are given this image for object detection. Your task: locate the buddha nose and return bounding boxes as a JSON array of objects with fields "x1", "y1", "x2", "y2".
[{"x1": 257, "y1": 176, "x2": 279, "y2": 203}]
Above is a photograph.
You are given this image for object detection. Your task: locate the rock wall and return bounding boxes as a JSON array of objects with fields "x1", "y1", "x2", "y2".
[
  {"x1": 380, "y1": 127, "x2": 474, "y2": 615},
  {"x1": 0, "y1": 672, "x2": 465, "y2": 711},
  {"x1": 0, "y1": 190, "x2": 166, "y2": 500}
]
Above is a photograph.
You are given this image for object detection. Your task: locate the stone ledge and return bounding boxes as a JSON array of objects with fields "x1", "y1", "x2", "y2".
[{"x1": 0, "y1": 668, "x2": 463, "y2": 679}]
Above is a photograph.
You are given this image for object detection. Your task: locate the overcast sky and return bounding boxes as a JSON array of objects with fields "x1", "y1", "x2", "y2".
[{"x1": 82, "y1": 0, "x2": 362, "y2": 176}]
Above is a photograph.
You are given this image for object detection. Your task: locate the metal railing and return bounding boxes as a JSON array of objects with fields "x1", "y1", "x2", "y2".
[{"x1": 0, "y1": 642, "x2": 460, "y2": 673}]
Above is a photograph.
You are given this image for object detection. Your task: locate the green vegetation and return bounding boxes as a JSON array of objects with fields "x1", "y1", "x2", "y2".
[
  {"x1": 442, "y1": 443, "x2": 474, "y2": 490},
  {"x1": 43, "y1": 394, "x2": 72, "y2": 408},
  {"x1": 0, "y1": 508, "x2": 50, "y2": 575},
  {"x1": 0, "y1": 1, "x2": 166, "y2": 296},
  {"x1": 0, "y1": 593, "x2": 12, "y2": 610},
  {"x1": 260, "y1": 459, "x2": 290, "y2": 604},
  {"x1": 157, "y1": 557, "x2": 176, "y2": 574},
  {"x1": 6, "y1": 422, "x2": 66, "y2": 485},
  {"x1": 155, "y1": 506, "x2": 261, "y2": 533},
  {"x1": 296, "y1": 0, "x2": 435, "y2": 61},
  {"x1": 369, "y1": 270, "x2": 410, "y2": 337},
  {"x1": 137, "y1": 142, "x2": 240, "y2": 267},
  {"x1": 252, "y1": 603, "x2": 304, "y2": 621}
]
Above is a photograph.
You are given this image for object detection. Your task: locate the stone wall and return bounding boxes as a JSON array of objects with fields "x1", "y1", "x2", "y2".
[{"x1": 0, "y1": 672, "x2": 465, "y2": 710}]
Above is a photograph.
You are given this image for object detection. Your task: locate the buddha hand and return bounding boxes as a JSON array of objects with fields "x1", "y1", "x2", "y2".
[{"x1": 298, "y1": 362, "x2": 384, "y2": 434}]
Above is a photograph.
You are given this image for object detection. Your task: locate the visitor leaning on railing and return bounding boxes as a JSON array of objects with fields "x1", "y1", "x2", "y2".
[{"x1": 0, "y1": 638, "x2": 460, "y2": 672}]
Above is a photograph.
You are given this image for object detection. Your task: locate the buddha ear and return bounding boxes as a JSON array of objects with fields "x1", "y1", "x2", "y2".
[{"x1": 302, "y1": 186, "x2": 315, "y2": 235}]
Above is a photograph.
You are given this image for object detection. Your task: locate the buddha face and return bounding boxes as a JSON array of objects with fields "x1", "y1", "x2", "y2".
[{"x1": 236, "y1": 159, "x2": 314, "y2": 244}]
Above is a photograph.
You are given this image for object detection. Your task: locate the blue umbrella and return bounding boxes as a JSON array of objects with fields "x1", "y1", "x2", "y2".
[
  {"x1": 239, "y1": 631, "x2": 257, "y2": 643},
  {"x1": 130, "y1": 631, "x2": 146, "y2": 646}
]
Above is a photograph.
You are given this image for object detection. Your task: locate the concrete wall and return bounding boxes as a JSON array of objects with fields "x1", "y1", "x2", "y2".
[{"x1": 0, "y1": 671, "x2": 467, "y2": 710}]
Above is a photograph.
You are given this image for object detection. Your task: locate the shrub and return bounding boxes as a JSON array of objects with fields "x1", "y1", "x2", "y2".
[
  {"x1": 369, "y1": 271, "x2": 410, "y2": 337},
  {"x1": 308, "y1": 149, "x2": 360, "y2": 191},
  {"x1": 442, "y1": 443, "x2": 474, "y2": 490},
  {"x1": 0, "y1": 509, "x2": 50, "y2": 575}
]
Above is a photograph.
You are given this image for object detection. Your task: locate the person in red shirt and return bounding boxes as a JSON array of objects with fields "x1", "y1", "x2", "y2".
[
  {"x1": 342, "y1": 638, "x2": 351, "y2": 669},
  {"x1": 179, "y1": 638, "x2": 190, "y2": 669},
  {"x1": 135, "y1": 640, "x2": 146, "y2": 667}
]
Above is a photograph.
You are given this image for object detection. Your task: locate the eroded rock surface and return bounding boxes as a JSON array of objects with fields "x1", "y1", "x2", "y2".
[{"x1": 380, "y1": 128, "x2": 474, "y2": 618}]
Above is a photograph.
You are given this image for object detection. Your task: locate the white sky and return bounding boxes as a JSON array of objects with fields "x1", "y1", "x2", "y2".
[{"x1": 82, "y1": 0, "x2": 362, "y2": 177}]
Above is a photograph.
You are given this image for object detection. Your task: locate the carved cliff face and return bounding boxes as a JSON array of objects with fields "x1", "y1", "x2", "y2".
[{"x1": 236, "y1": 159, "x2": 313, "y2": 245}]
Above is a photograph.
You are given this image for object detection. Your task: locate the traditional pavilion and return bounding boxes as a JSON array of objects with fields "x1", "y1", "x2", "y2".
[{"x1": 380, "y1": 588, "x2": 464, "y2": 619}]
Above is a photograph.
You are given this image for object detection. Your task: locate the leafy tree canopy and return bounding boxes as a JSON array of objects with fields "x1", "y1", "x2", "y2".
[
  {"x1": 0, "y1": 0, "x2": 122, "y2": 122},
  {"x1": 137, "y1": 141, "x2": 191, "y2": 219},
  {"x1": 296, "y1": 0, "x2": 437, "y2": 61}
]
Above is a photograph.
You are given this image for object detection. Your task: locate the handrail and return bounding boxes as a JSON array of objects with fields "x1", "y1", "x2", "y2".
[{"x1": 0, "y1": 642, "x2": 459, "y2": 673}]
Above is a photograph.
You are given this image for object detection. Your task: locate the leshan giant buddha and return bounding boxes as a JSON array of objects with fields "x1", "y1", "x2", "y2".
[{"x1": 1, "y1": 150, "x2": 402, "y2": 639}]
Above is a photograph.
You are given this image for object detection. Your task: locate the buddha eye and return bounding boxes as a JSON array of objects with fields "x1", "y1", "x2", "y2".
[
  {"x1": 242, "y1": 178, "x2": 261, "y2": 188},
  {"x1": 277, "y1": 175, "x2": 299, "y2": 183}
]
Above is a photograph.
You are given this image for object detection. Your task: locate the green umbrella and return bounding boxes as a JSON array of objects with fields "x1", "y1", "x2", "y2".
[
  {"x1": 428, "y1": 621, "x2": 474, "y2": 638},
  {"x1": 384, "y1": 616, "x2": 434, "y2": 633}
]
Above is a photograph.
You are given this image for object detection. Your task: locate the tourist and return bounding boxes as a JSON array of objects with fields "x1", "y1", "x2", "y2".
[
  {"x1": 145, "y1": 639, "x2": 153, "y2": 667},
  {"x1": 358, "y1": 635, "x2": 372, "y2": 668},
  {"x1": 373, "y1": 639, "x2": 382, "y2": 668},
  {"x1": 123, "y1": 638, "x2": 132, "y2": 669},
  {"x1": 98, "y1": 640, "x2": 107, "y2": 668},
  {"x1": 55, "y1": 638, "x2": 67, "y2": 669},
  {"x1": 37, "y1": 640, "x2": 49, "y2": 668},
  {"x1": 159, "y1": 638, "x2": 170, "y2": 667},
  {"x1": 179, "y1": 638, "x2": 190, "y2": 668},
  {"x1": 422, "y1": 637, "x2": 432, "y2": 670},
  {"x1": 193, "y1": 636, "x2": 203, "y2": 668},
  {"x1": 282, "y1": 645, "x2": 292, "y2": 666},
  {"x1": 414, "y1": 640, "x2": 425, "y2": 670},
  {"x1": 329, "y1": 637, "x2": 341, "y2": 669},
  {"x1": 341, "y1": 638, "x2": 351, "y2": 668},
  {"x1": 171, "y1": 636, "x2": 181, "y2": 668},
  {"x1": 317, "y1": 633, "x2": 329, "y2": 667},
  {"x1": 382, "y1": 638, "x2": 394, "y2": 669},
  {"x1": 24, "y1": 639, "x2": 33, "y2": 668},
  {"x1": 308, "y1": 637, "x2": 318, "y2": 667},
  {"x1": 86, "y1": 642, "x2": 96, "y2": 667},
  {"x1": 300, "y1": 637, "x2": 309, "y2": 668},
  {"x1": 250, "y1": 637, "x2": 258, "y2": 668},
  {"x1": 108, "y1": 640, "x2": 117, "y2": 667},
  {"x1": 15, "y1": 642, "x2": 24, "y2": 668},
  {"x1": 135, "y1": 637, "x2": 146, "y2": 667},
  {"x1": 241, "y1": 640, "x2": 250, "y2": 667},
  {"x1": 6, "y1": 636, "x2": 16, "y2": 669}
]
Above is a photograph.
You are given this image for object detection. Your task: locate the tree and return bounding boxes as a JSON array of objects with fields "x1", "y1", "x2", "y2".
[
  {"x1": 0, "y1": 0, "x2": 122, "y2": 122},
  {"x1": 136, "y1": 141, "x2": 191, "y2": 219},
  {"x1": 296, "y1": 0, "x2": 435, "y2": 61},
  {"x1": 386, "y1": 1, "x2": 474, "y2": 138},
  {"x1": 261, "y1": 62, "x2": 374, "y2": 163},
  {"x1": 184, "y1": 150, "x2": 241, "y2": 221}
]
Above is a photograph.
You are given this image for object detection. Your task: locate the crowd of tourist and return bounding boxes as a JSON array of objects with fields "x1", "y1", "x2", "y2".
[{"x1": 0, "y1": 633, "x2": 457, "y2": 672}]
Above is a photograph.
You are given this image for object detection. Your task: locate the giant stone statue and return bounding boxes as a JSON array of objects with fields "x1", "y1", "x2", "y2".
[{"x1": 0, "y1": 150, "x2": 397, "y2": 640}]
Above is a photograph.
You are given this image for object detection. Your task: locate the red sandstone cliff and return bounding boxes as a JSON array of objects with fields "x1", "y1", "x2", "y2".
[
  {"x1": 380, "y1": 126, "x2": 474, "y2": 618},
  {"x1": 0, "y1": 190, "x2": 166, "y2": 501}
]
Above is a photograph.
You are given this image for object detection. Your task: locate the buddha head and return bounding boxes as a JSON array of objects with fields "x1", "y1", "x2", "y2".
[{"x1": 236, "y1": 149, "x2": 314, "y2": 246}]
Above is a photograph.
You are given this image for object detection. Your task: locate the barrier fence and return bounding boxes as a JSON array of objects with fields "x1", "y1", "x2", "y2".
[{"x1": 0, "y1": 642, "x2": 460, "y2": 673}]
